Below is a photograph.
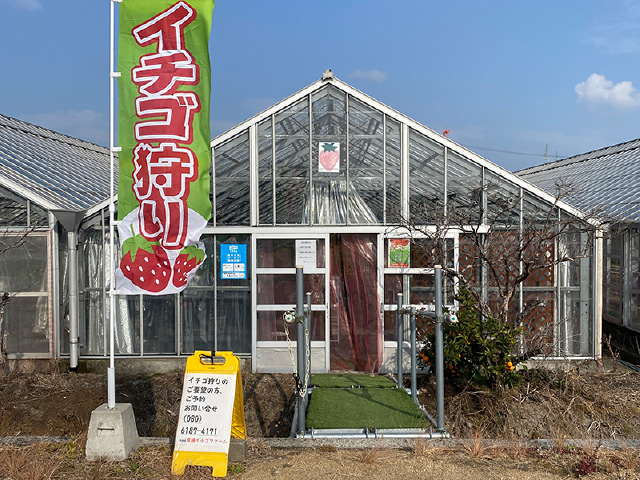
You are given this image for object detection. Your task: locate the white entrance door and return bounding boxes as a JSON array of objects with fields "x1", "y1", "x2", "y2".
[{"x1": 253, "y1": 234, "x2": 329, "y2": 373}]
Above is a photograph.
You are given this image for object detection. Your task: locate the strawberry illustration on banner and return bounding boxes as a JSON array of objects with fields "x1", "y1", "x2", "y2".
[
  {"x1": 319, "y1": 142, "x2": 340, "y2": 173},
  {"x1": 116, "y1": 0, "x2": 214, "y2": 295}
]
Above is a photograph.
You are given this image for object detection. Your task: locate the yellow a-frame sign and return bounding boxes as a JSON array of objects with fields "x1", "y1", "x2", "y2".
[{"x1": 171, "y1": 351, "x2": 246, "y2": 477}]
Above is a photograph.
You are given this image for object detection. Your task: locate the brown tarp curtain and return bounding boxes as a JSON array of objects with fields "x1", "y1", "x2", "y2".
[{"x1": 329, "y1": 233, "x2": 382, "y2": 372}]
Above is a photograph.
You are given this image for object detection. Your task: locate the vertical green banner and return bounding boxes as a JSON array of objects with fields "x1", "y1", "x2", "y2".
[{"x1": 117, "y1": 0, "x2": 214, "y2": 295}]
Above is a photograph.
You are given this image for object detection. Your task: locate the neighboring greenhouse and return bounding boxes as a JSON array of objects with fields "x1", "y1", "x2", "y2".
[
  {"x1": 520, "y1": 139, "x2": 640, "y2": 363},
  {"x1": 0, "y1": 71, "x2": 601, "y2": 372}
]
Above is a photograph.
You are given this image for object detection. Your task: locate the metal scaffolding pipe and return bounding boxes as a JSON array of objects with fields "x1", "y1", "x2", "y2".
[
  {"x1": 396, "y1": 293, "x2": 403, "y2": 387},
  {"x1": 305, "y1": 291, "x2": 311, "y2": 400},
  {"x1": 296, "y1": 266, "x2": 305, "y2": 434},
  {"x1": 434, "y1": 265, "x2": 445, "y2": 432},
  {"x1": 307, "y1": 428, "x2": 451, "y2": 439},
  {"x1": 410, "y1": 306, "x2": 417, "y2": 404}
]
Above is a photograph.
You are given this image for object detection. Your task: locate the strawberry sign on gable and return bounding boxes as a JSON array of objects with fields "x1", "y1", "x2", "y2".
[
  {"x1": 319, "y1": 142, "x2": 340, "y2": 173},
  {"x1": 116, "y1": 0, "x2": 214, "y2": 295}
]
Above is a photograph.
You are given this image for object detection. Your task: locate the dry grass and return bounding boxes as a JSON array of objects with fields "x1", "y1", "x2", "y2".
[
  {"x1": 440, "y1": 369, "x2": 640, "y2": 441},
  {"x1": 0, "y1": 444, "x2": 61, "y2": 480}
]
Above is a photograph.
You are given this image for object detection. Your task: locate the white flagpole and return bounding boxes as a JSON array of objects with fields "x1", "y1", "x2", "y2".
[{"x1": 108, "y1": 0, "x2": 122, "y2": 409}]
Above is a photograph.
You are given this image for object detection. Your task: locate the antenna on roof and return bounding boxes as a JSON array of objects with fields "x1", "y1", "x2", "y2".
[{"x1": 322, "y1": 69, "x2": 334, "y2": 80}]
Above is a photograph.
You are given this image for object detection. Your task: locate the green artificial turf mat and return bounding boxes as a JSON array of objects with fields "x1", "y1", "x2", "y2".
[
  {"x1": 310, "y1": 373, "x2": 397, "y2": 389},
  {"x1": 305, "y1": 387, "x2": 429, "y2": 430}
]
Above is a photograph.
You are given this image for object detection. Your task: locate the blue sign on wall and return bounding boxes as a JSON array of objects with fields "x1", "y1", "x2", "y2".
[{"x1": 220, "y1": 244, "x2": 247, "y2": 279}]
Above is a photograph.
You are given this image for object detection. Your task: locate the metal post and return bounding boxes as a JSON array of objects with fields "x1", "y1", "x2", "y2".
[
  {"x1": 396, "y1": 293, "x2": 403, "y2": 388},
  {"x1": 410, "y1": 306, "x2": 417, "y2": 404},
  {"x1": 434, "y1": 265, "x2": 445, "y2": 431},
  {"x1": 305, "y1": 291, "x2": 312, "y2": 403},
  {"x1": 296, "y1": 266, "x2": 305, "y2": 434}
]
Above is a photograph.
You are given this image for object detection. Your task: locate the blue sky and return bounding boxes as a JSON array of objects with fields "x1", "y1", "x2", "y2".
[{"x1": 2, "y1": 0, "x2": 640, "y2": 171}]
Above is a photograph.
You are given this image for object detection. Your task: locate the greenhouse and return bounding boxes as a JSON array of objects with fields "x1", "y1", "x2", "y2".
[
  {"x1": 0, "y1": 71, "x2": 601, "y2": 372},
  {"x1": 520, "y1": 139, "x2": 640, "y2": 363}
]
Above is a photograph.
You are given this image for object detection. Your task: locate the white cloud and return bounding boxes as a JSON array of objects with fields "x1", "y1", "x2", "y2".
[
  {"x1": 575, "y1": 73, "x2": 640, "y2": 108},
  {"x1": 348, "y1": 69, "x2": 387, "y2": 83},
  {"x1": 7, "y1": 0, "x2": 43, "y2": 11},
  {"x1": 23, "y1": 110, "x2": 108, "y2": 146}
]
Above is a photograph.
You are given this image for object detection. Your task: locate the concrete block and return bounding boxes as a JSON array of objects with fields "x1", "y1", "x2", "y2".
[
  {"x1": 228, "y1": 438, "x2": 248, "y2": 463},
  {"x1": 86, "y1": 403, "x2": 140, "y2": 461}
]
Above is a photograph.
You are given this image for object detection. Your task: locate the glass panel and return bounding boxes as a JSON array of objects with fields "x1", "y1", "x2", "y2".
[
  {"x1": 559, "y1": 289, "x2": 593, "y2": 355},
  {"x1": 312, "y1": 85, "x2": 346, "y2": 135},
  {"x1": 603, "y1": 283, "x2": 622, "y2": 323},
  {"x1": 83, "y1": 290, "x2": 104, "y2": 355},
  {"x1": 409, "y1": 274, "x2": 434, "y2": 305},
  {"x1": 522, "y1": 290, "x2": 554, "y2": 355},
  {"x1": 447, "y1": 150, "x2": 482, "y2": 223},
  {"x1": 631, "y1": 292, "x2": 640, "y2": 329},
  {"x1": 0, "y1": 188, "x2": 27, "y2": 225},
  {"x1": 256, "y1": 238, "x2": 325, "y2": 268},
  {"x1": 30, "y1": 202, "x2": 47, "y2": 226},
  {"x1": 258, "y1": 118, "x2": 274, "y2": 225},
  {"x1": 257, "y1": 310, "x2": 325, "y2": 341},
  {"x1": 5, "y1": 296, "x2": 49, "y2": 354},
  {"x1": 275, "y1": 98, "x2": 310, "y2": 225},
  {"x1": 0, "y1": 234, "x2": 48, "y2": 292},
  {"x1": 217, "y1": 288, "x2": 251, "y2": 353},
  {"x1": 114, "y1": 295, "x2": 140, "y2": 354},
  {"x1": 311, "y1": 89, "x2": 346, "y2": 224},
  {"x1": 142, "y1": 295, "x2": 175, "y2": 354},
  {"x1": 257, "y1": 274, "x2": 325, "y2": 304},
  {"x1": 348, "y1": 97, "x2": 384, "y2": 223},
  {"x1": 181, "y1": 288, "x2": 213, "y2": 353},
  {"x1": 215, "y1": 234, "x2": 251, "y2": 352},
  {"x1": 384, "y1": 274, "x2": 403, "y2": 304},
  {"x1": 215, "y1": 131, "x2": 250, "y2": 225},
  {"x1": 385, "y1": 117, "x2": 401, "y2": 224},
  {"x1": 384, "y1": 311, "x2": 398, "y2": 341},
  {"x1": 485, "y1": 170, "x2": 520, "y2": 227},
  {"x1": 409, "y1": 130, "x2": 445, "y2": 223}
]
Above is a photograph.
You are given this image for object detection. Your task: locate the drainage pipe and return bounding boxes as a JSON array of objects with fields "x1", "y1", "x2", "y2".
[
  {"x1": 67, "y1": 230, "x2": 79, "y2": 370},
  {"x1": 396, "y1": 293, "x2": 403, "y2": 387},
  {"x1": 410, "y1": 306, "x2": 417, "y2": 404},
  {"x1": 434, "y1": 265, "x2": 445, "y2": 432},
  {"x1": 296, "y1": 265, "x2": 305, "y2": 434}
]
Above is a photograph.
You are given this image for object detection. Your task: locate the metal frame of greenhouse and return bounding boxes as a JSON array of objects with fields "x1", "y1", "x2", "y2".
[{"x1": 0, "y1": 71, "x2": 603, "y2": 372}]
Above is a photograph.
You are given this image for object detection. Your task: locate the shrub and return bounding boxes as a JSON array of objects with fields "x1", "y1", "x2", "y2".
[{"x1": 417, "y1": 287, "x2": 525, "y2": 388}]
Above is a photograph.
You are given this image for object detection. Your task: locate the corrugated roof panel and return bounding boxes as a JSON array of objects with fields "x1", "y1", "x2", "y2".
[
  {"x1": 0, "y1": 114, "x2": 115, "y2": 211},
  {"x1": 519, "y1": 140, "x2": 640, "y2": 223}
]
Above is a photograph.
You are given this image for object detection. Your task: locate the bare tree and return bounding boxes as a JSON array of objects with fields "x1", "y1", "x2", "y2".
[{"x1": 392, "y1": 179, "x2": 604, "y2": 358}]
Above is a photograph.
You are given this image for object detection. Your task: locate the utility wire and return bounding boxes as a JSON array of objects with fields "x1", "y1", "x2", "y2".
[{"x1": 462, "y1": 143, "x2": 569, "y2": 160}]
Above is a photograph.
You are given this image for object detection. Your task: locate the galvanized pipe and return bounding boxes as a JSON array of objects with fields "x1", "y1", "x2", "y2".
[
  {"x1": 307, "y1": 428, "x2": 451, "y2": 439},
  {"x1": 434, "y1": 265, "x2": 445, "y2": 431},
  {"x1": 410, "y1": 306, "x2": 417, "y2": 404},
  {"x1": 305, "y1": 291, "x2": 312, "y2": 403},
  {"x1": 396, "y1": 293, "x2": 403, "y2": 387},
  {"x1": 67, "y1": 230, "x2": 79, "y2": 370},
  {"x1": 296, "y1": 266, "x2": 305, "y2": 434}
]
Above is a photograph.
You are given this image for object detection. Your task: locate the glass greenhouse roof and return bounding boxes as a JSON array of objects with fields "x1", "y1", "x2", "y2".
[
  {"x1": 0, "y1": 114, "x2": 114, "y2": 212},
  {"x1": 518, "y1": 138, "x2": 640, "y2": 223}
]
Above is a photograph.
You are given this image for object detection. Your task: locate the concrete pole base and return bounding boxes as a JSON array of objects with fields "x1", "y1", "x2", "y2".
[{"x1": 86, "y1": 403, "x2": 140, "y2": 461}]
